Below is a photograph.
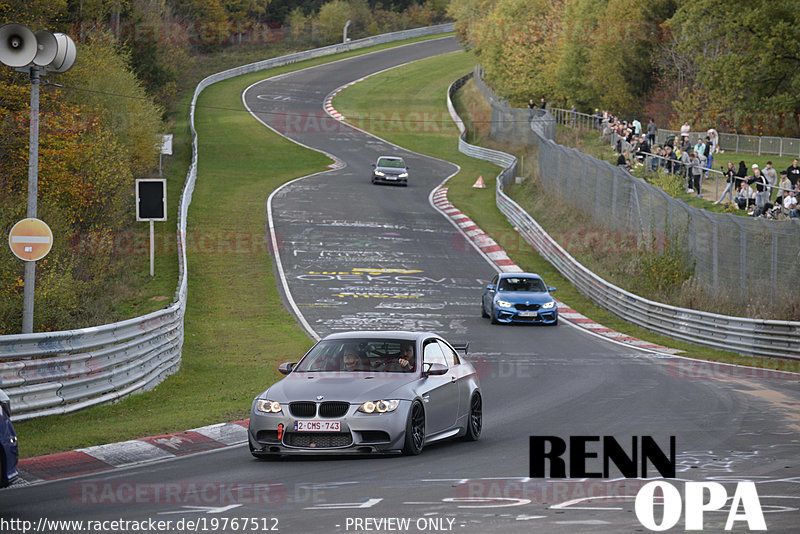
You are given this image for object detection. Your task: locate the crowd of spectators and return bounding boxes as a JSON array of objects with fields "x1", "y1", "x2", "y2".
[{"x1": 597, "y1": 112, "x2": 800, "y2": 219}]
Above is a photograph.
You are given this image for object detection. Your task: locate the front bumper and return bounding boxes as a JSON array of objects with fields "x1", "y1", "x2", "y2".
[
  {"x1": 494, "y1": 306, "x2": 558, "y2": 324},
  {"x1": 372, "y1": 173, "x2": 407, "y2": 185},
  {"x1": 248, "y1": 402, "x2": 409, "y2": 455}
]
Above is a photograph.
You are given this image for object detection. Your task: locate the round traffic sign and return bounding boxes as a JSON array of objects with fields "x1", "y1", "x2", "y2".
[{"x1": 9, "y1": 218, "x2": 53, "y2": 261}]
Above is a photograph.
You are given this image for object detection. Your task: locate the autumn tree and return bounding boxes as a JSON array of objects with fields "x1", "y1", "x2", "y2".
[
  {"x1": 61, "y1": 37, "x2": 163, "y2": 175},
  {"x1": 664, "y1": 0, "x2": 800, "y2": 136}
]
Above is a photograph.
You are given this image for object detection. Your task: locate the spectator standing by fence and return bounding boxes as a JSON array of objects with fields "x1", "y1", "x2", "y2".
[
  {"x1": 715, "y1": 161, "x2": 737, "y2": 204},
  {"x1": 646, "y1": 118, "x2": 657, "y2": 145},
  {"x1": 787, "y1": 159, "x2": 800, "y2": 188},
  {"x1": 693, "y1": 138, "x2": 705, "y2": 162},
  {"x1": 762, "y1": 161, "x2": 778, "y2": 200},
  {"x1": 735, "y1": 161, "x2": 748, "y2": 190},
  {"x1": 680, "y1": 144, "x2": 691, "y2": 178},
  {"x1": 778, "y1": 170, "x2": 791, "y2": 198},
  {"x1": 528, "y1": 99, "x2": 536, "y2": 118},
  {"x1": 703, "y1": 136, "x2": 714, "y2": 168},
  {"x1": 539, "y1": 97, "x2": 547, "y2": 110},
  {"x1": 632, "y1": 118, "x2": 642, "y2": 135},
  {"x1": 689, "y1": 152, "x2": 702, "y2": 194},
  {"x1": 747, "y1": 165, "x2": 769, "y2": 214},
  {"x1": 680, "y1": 121, "x2": 690, "y2": 136}
]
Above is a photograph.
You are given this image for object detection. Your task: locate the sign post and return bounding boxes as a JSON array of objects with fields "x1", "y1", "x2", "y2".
[
  {"x1": 0, "y1": 23, "x2": 77, "y2": 332},
  {"x1": 136, "y1": 178, "x2": 167, "y2": 277},
  {"x1": 9, "y1": 217, "x2": 53, "y2": 332},
  {"x1": 158, "y1": 134, "x2": 172, "y2": 177}
]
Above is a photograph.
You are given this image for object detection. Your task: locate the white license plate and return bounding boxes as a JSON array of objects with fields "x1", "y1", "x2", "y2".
[
  {"x1": 294, "y1": 420, "x2": 341, "y2": 432},
  {"x1": 386, "y1": 176, "x2": 397, "y2": 180},
  {"x1": 518, "y1": 311, "x2": 538, "y2": 317}
]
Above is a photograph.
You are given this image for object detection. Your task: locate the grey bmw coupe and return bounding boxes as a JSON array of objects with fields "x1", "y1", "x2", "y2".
[{"x1": 248, "y1": 331, "x2": 481, "y2": 457}]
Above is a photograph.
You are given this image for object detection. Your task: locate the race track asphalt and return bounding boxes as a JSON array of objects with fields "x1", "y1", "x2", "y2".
[{"x1": 2, "y1": 37, "x2": 798, "y2": 534}]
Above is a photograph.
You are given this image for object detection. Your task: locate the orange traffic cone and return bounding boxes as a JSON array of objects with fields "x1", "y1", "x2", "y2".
[{"x1": 472, "y1": 176, "x2": 486, "y2": 188}]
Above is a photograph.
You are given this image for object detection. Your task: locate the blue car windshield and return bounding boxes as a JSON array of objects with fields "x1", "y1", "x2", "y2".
[
  {"x1": 498, "y1": 277, "x2": 545, "y2": 292},
  {"x1": 294, "y1": 339, "x2": 416, "y2": 373}
]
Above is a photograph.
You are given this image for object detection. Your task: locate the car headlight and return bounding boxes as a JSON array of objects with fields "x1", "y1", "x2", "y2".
[
  {"x1": 374, "y1": 170, "x2": 385, "y2": 176},
  {"x1": 358, "y1": 400, "x2": 400, "y2": 414},
  {"x1": 398, "y1": 172, "x2": 408, "y2": 178},
  {"x1": 541, "y1": 301, "x2": 555, "y2": 309},
  {"x1": 496, "y1": 299, "x2": 512, "y2": 308},
  {"x1": 256, "y1": 399, "x2": 282, "y2": 414}
]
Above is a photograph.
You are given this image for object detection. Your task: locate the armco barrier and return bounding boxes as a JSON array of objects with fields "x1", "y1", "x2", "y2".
[
  {"x1": 447, "y1": 73, "x2": 800, "y2": 360},
  {"x1": 0, "y1": 24, "x2": 456, "y2": 421}
]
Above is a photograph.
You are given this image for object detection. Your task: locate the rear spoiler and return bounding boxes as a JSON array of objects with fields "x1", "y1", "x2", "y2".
[{"x1": 451, "y1": 342, "x2": 469, "y2": 355}]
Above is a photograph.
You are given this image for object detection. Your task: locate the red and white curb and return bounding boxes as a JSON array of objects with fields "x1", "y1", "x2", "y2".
[
  {"x1": 432, "y1": 187, "x2": 682, "y2": 355},
  {"x1": 324, "y1": 78, "x2": 364, "y2": 121},
  {"x1": 16, "y1": 420, "x2": 249, "y2": 484}
]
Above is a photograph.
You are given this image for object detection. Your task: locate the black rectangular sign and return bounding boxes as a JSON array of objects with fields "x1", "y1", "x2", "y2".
[{"x1": 136, "y1": 179, "x2": 167, "y2": 221}]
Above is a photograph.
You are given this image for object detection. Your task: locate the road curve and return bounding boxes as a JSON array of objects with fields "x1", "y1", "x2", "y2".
[{"x1": 2, "y1": 37, "x2": 798, "y2": 534}]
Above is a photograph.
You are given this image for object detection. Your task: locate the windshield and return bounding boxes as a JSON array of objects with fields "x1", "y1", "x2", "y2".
[
  {"x1": 498, "y1": 277, "x2": 545, "y2": 292},
  {"x1": 377, "y1": 158, "x2": 405, "y2": 168},
  {"x1": 293, "y1": 339, "x2": 417, "y2": 373}
]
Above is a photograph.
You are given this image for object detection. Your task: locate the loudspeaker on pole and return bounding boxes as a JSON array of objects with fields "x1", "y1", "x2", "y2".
[
  {"x1": 49, "y1": 33, "x2": 76, "y2": 72},
  {"x1": 0, "y1": 23, "x2": 37, "y2": 67},
  {"x1": 32, "y1": 30, "x2": 57, "y2": 66},
  {"x1": 0, "y1": 24, "x2": 76, "y2": 72}
]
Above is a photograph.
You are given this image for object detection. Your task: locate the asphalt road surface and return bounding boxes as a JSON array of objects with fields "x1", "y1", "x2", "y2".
[{"x1": 2, "y1": 37, "x2": 798, "y2": 534}]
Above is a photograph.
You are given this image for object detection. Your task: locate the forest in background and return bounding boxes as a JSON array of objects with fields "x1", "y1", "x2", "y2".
[{"x1": 449, "y1": 0, "x2": 800, "y2": 137}]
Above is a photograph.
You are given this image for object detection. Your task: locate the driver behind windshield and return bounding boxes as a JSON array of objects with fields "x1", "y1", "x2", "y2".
[
  {"x1": 342, "y1": 348, "x2": 362, "y2": 371},
  {"x1": 384, "y1": 343, "x2": 415, "y2": 372}
]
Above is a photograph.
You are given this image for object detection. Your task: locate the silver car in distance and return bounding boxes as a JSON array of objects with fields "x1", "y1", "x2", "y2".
[{"x1": 248, "y1": 331, "x2": 481, "y2": 457}]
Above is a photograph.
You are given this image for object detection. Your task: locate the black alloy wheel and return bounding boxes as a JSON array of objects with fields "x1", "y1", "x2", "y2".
[
  {"x1": 464, "y1": 393, "x2": 482, "y2": 441},
  {"x1": 403, "y1": 401, "x2": 425, "y2": 455}
]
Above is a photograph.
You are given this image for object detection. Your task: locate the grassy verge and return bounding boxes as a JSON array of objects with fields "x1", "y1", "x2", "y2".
[
  {"x1": 333, "y1": 56, "x2": 799, "y2": 373},
  {"x1": 13, "y1": 33, "x2": 455, "y2": 459}
]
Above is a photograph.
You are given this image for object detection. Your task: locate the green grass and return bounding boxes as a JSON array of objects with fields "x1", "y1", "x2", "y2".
[
  {"x1": 13, "y1": 33, "x2": 455, "y2": 459},
  {"x1": 333, "y1": 54, "x2": 800, "y2": 374}
]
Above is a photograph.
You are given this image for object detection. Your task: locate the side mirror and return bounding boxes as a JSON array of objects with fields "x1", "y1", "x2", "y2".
[
  {"x1": 278, "y1": 362, "x2": 295, "y2": 375},
  {"x1": 371, "y1": 163, "x2": 376, "y2": 167},
  {"x1": 486, "y1": 284, "x2": 495, "y2": 292},
  {"x1": 424, "y1": 363, "x2": 448, "y2": 376},
  {"x1": 548, "y1": 286, "x2": 556, "y2": 292}
]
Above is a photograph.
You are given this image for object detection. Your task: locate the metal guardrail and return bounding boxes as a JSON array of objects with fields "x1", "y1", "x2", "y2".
[
  {"x1": 447, "y1": 73, "x2": 800, "y2": 360},
  {"x1": 0, "y1": 24, "x2": 456, "y2": 421}
]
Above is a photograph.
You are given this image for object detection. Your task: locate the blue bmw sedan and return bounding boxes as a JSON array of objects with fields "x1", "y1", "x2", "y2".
[{"x1": 481, "y1": 273, "x2": 559, "y2": 325}]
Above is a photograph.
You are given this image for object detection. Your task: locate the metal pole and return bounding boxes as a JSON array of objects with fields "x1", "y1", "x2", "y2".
[
  {"x1": 343, "y1": 20, "x2": 351, "y2": 43},
  {"x1": 22, "y1": 66, "x2": 41, "y2": 334},
  {"x1": 149, "y1": 219, "x2": 155, "y2": 277}
]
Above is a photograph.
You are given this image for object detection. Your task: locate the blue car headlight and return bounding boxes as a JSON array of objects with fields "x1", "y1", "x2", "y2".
[
  {"x1": 541, "y1": 301, "x2": 555, "y2": 309},
  {"x1": 496, "y1": 299, "x2": 512, "y2": 308},
  {"x1": 374, "y1": 170, "x2": 385, "y2": 176},
  {"x1": 398, "y1": 172, "x2": 408, "y2": 178}
]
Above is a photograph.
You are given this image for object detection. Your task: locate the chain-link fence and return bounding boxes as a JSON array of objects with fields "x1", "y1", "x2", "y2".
[
  {"x1": 475, "y1": 70, "x2": 800, "y2": 307},
  {"x1": 548, "y1": 106, "x2": 800, "y2": 157},
  {"x1": 450, "y1": 74, "x2": 799, "y2": 358},
  {"x1": 472, "y1": 66, "x2": 556, "y2": 144}
]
